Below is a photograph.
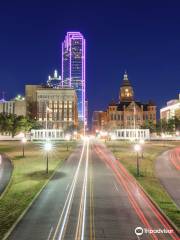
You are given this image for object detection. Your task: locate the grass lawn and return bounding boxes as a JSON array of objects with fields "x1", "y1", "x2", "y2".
[
  {"x1": 106, "y1": 140, "x2": 180, "y2": 229},
  {"x1": 0, "y1": 140, "x2": 77, "y2": 239}
]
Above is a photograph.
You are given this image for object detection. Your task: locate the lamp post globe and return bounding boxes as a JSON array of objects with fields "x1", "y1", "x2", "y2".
[{"x1": 44, "y1": 142, "x2": 52, "y2": 174}]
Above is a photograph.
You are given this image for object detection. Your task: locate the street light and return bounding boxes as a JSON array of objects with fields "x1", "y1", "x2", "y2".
[
  {"x1": 73, "y1": 131, "x2": 78, "y2": 140},
  {"x1": 21, "y1": 137, "x2": 27, "y2": 157},
  {"x1": 44, "y1": 142, "x2": 52, "y2": 174},
  {"x1": 65, "y1": 134, "x2": 71, "y2": 151},
  {"x1": 134, "y1": 144, "x2": 141, "y2": 177},
  {"x1": 139, "y1": 139, "x2": 145, "y2": 158},
  {"x1": 45, "y1": 106, "x2": 52, "y2": 130}
]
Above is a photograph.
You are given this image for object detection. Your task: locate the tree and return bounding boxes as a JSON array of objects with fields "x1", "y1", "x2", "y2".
[
  {"x1": 141, "y1": 120, "x2": 156, "y2": 133},
  {"x1": 175, "y1": 116, "x2": 180, "y2": 131},
  {"x1": 0, "y1": 113, "x2": 42, "y2": 137}
]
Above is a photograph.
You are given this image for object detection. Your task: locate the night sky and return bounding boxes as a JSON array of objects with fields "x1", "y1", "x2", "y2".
[{"x1": 0, "y1": 1, "x2": 180, "y2": 123}]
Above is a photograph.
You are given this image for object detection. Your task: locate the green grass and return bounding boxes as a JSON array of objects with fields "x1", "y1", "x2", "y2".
[
  {"x1": 0, "y1": 140, "x2": 76, "y2": 239},
  {"x1": 106, "y1": 140, "x2": 180, "y2": 229}
]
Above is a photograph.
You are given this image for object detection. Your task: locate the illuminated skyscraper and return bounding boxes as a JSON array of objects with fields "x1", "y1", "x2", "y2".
[
  {"x1": 47, "y1": 70, "x2": 61, "y2": 88},
  {"x1": 62, "y1": 32, "x2": 86, "y2": 125}
]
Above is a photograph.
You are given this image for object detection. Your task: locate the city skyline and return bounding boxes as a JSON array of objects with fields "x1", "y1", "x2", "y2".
[{"x1": 0, "y1": 1, "x2": 180, "y2": 122}]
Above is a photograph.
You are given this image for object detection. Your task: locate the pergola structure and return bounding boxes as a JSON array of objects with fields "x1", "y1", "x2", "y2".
[
  {"x1": 31, "y1": 129, "x2": 64, "y2": 141},
  {"x1": 111, "y1": 129, "x2": 150, "y2": 140}
]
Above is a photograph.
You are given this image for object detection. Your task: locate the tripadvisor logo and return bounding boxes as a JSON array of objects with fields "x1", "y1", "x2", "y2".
[
  {"x1": 135, "y1": 226, "x2": 174, "y2": 236},
  {"x1": 135, "y1": 227, "x2": 143, "y2": 236}
]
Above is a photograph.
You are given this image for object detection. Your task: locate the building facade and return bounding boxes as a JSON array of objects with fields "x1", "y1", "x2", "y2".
[
  {"x1": 26, "y1": 85, "x2": 78, "y2": 129},
  {"x1": 107, "y1": 72, "x2": 156, "y2": 129},
  {"x1": 92, "y1": 111, "x2": 107, "y2": 132},
  {"x1": 160, "y1": 93, "x2": 180, "y2": 120},
  {"x1": 62, "y1": 32, "x2": 86, "y2": 125},
  {"x1": 0, "y1": 97, "x2": 26, "y2": 116},
  {"x1": 92, "y1": 72, "x2": 156, "y2": 131}
]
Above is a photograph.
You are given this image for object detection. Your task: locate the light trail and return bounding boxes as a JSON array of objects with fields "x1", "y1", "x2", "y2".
[
  {"x1": 75, "y1": 138, "x2": 89, "y2": 240},
  {"x1": 51, "y1": 141, "x2": 86, "y2": 240},
  {"x1": 116, "y1": 160, "x2": 178, "y2": 240},
  {"x1": 81, "y1": 139, "x2": 89, "y2": 240},
  {"x1": 89, "y1": 146, "x2": 95, "y2": 240},
  {"x1": 170, "y1": 148, "x2": 180, "y2": 170},
  {"x1": 94, "y1": 144, "x2": 179, "y2": 240}
]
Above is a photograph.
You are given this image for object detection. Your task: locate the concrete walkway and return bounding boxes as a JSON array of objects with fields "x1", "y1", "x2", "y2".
[
  {"x1": 0, "y1": 154, "x2": 13, "y2": 196},
  {"x1": 155, "y1": 148, "x2": 180, "y2": 208}
]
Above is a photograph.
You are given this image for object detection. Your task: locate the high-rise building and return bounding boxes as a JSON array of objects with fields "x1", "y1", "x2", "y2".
[
  {"x1": 47, "y1": 70, "x2": 61, "y2": 88},
  {"x1": 62, "y1": 32, "x2": 86, "y2": 125}
]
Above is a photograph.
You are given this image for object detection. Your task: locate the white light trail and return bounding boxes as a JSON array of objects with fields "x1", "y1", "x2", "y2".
[
  {"x1": 81, "y1": 139, "x2": 89, "y2": 240},
  {"x1": 52, "y1": 140, "x2": 86, "y2": 240}
]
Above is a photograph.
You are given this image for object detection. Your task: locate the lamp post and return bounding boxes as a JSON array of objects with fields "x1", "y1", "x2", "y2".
[
  {"x1": 65, "y1": 134, "x2": 71, "y2": 151},
  {"x1": 44, "y1": 142, "x2": 52, "y2": 174},
  {"x1": 134, "y1": 144, "x2": 141, "y2": 177},
  {"x1": 21, "y1": 137, "x2": 27, "y2": 157},
  {"x1": 46, "y1": 106, "x2": 52, "y2": 130},
  {"x1": 139, "y1": 139, "x2": 145, "y2": 158}
]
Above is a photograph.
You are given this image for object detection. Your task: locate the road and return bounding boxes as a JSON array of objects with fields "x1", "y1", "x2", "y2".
[
  {"x1": 0, "y1": 154, "x2": 13, "y2": 195},
  {"x1": 156, "y1": 147, "x2": 180, "y2": 208},
  {"x1": 7, "y1": 139, "x2": 179, "y2": 240}
]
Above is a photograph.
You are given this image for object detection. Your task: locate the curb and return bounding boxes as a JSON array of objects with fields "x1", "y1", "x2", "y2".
[
  {"x1": 0, "y1": 154, "x2": 14, "y2": 200},
  {"x1": 133, "y1": 174, "x2": 180, "y2": 235},
  {"x1": 2, "y1": 148, "x2": 75, "y2": 240},
  {"x1": 115, "y1": 154, "x2": 180, "y2": 235},
  {"x1": 155, "y1": 150, "x2": 180, "y2": 210}
]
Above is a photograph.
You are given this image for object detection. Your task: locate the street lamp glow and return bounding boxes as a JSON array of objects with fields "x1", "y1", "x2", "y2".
[
  {"x1": 134, "y1": 144, "x2": 141, "y2": 152},
  {"x1": 65, "y1": 134, "x2": 71, "y2": 141},
  {"x1": 139, "y1": 139, "x2": 145, "y2": 145},
  {"x1": 134, "y1": 144, "x2": 141, "y2": 177},
  {"x1": 21, "y1": 137, "x2": 27, "y2": 144},
  {"x1": 44, "y1": 142, "x2": 52, "y2": 174},
  {"x1": 44, "y1": 142, "x2": 52, "y2": 152},
  {"x1": 176, "y1": 131, "x2": 179, "y2": 136}
]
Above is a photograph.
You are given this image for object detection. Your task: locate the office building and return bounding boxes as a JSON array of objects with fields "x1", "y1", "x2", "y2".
[
  {"x1": 62, "y1": 32, "x2": 86, "y2": 125},
  {"x1": 160, "y1": 93, "x2": 180, "y2": 120},
  {"x1": 25, "y1": 85, "x2": 78, "y2": 129}
]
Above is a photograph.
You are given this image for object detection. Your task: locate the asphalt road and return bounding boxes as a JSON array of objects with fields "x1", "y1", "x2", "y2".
[
  {"x1": 7, "y1": 139, "x2": 179, "y2": 240},
  {"x1": 0, "y1": 154, "x2": 13, "y2": 195},
  {"x1": 155, "y1": 147, "x2": 180, "y2": 208}
]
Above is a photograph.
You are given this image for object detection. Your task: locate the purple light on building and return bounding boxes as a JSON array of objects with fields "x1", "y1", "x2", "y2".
[{"x1": 62, "y1": 32, "x2": 86, "y2": 126}]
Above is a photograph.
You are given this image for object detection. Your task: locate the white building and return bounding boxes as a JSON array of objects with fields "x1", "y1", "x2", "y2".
[
  {"x1": 160, "y1": 93, "x2": 180, "y2": 120},
  {"x1": 0, "y1": 96, "x2": 26, "y2": 116}
]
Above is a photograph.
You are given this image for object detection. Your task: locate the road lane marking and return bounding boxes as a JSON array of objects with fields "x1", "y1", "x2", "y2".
[
  {"x1": 81, "y1": 139, "x2": 89, "y2": 240},
  {"x1": 95, "y1": 145, "x2": 179, "y2": 240},
  {"x1": 47, "y1": 226, "x2": 53, "y2": 240},
  {"x1": 75, "y1": 139, "x2": 89, "y2": 240},
  {"x1": 52, "y1": 141, "x2": 86, "y2": 240},
  {"x1": 89, "y1": 145, "x2": 95, "y2": 240},
  {"x1": 65, "y1": 183, "x2": 70, "y2": 192},
  {"x1": 113, "y1": 181, "x2": 119, "y2": 193}
]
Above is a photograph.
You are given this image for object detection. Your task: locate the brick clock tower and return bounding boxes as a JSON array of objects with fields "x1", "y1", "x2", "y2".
[{"x1": 119, "y1": 72, "x2": 134, "y2": 102}]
